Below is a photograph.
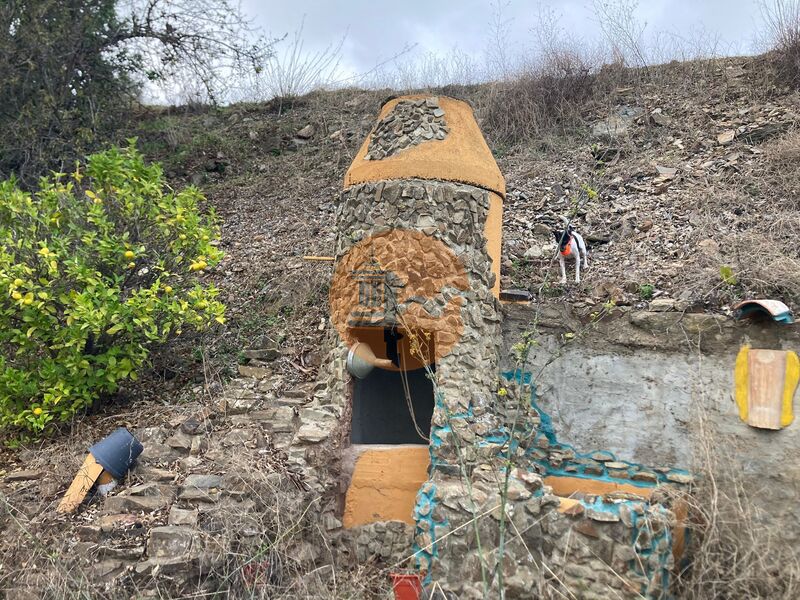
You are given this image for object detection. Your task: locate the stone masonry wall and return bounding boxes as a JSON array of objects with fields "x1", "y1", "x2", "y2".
[
  {"x1": 332, "y1": 178, "x2": 504, "y2": 466},
  {"x1": 365, "y1": 98, "x2": 449, "y2": 160},
  {"x1": 327, "y1": 178, "x2": 683, "y2": 599}
]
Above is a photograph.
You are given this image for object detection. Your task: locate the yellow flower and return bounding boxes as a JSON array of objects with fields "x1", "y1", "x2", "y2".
[
  {"x1": 127, "y1": 262, "x2": 136, "y2": 269},
  {"x1": 124, "y1": 250, "x2": 135, "y2": 260},
  {"x1": 163, "y1": 285, "x2": 173, "y2": 294},
  {"x1": 13, "y1": 278, "x2": 23, "y2": 287},
  {"x1": 22, "y1": 292, "x2": 34, "y2": 305},
  {"x1": 33, "y1": 407, "x2": 43, "y2": 416},
  {"x1": 11, "y1": 290, "x2": 22, "y2": 300},
  {"x1": 189, "y1": 260, "x2": 207, "y2": 272},
  {"x1": 497, "y1": 387, "x2": 508, "y2": 397},
  {"x1": 38, "y1": 247, "x2": 51, "y2": 257},
  {"x1": 179, "y1": 234, "x2": 187, "y2": 241}
]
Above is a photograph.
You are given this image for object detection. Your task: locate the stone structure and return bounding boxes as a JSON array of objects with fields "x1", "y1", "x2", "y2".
[
  {"x1": 504, "y1": 303, "x2": 800, "y2": 546},
  {"x1": 316, "y1": 96, "x2": 690, "y2": 599},
  {"x1": 0, "y1": 95, "x2": 699, "y2": 600}
]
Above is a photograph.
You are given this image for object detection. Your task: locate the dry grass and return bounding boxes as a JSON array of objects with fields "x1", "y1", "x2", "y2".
[
  {"x1": 481, "y1": 64, "x2": 602, "y2": 146},
  {"x1": 0, "y1": 444, "x2": 391, "y2": 599},
  {"x1": 674, "y1": 403, "x2": 800, "y2": 599},
  {"x1": 760, "y1": 0, "x2": 800, "y2": 86},
  {"x1": 767, "y1": 129, "x2": 800, "y2": 176}
]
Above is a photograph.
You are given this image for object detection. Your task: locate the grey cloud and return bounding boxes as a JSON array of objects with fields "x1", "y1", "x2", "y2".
[{"x1": 243, "y1": 0, "x2": 764, "y2": 78}]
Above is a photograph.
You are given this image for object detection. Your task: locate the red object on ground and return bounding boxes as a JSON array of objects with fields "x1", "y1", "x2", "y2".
[{"x1": 390, "y1": 573, "x2": 423, "y2": 600}]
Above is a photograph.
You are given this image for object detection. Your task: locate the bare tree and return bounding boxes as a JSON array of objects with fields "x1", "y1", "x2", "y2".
[
  {"x1": 0, "y1": 0, "x2": 272, "y2": 182},
  {"x1": 591, "y1": 0, "x2": 648, "y2": 68}
]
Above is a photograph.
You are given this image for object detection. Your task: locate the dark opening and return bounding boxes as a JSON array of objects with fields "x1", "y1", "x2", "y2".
[{"x1": 351, "y1": 365, "x2": 435, "y2": 444}]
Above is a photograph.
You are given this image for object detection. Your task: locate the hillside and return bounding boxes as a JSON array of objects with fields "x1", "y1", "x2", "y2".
[
  {"x1": 125, "y1": 54, "x2": 800, "y2": 393},
  {"x1": 1, "y1": 53, "x2": 799, "y2": 599}
]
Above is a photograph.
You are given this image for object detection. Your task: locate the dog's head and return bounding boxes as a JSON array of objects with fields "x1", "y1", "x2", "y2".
[{"x1": 553, "y1": 229, "x2": 571, "y2": 252}]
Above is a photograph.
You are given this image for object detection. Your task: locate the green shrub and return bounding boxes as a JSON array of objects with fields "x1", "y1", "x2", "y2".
[
  {"x1": 0, "y1": 143, "x2": 224, "y2": 434},
  {"x1": 639, "y1": 283, "x2": 655, "y2": 300}
]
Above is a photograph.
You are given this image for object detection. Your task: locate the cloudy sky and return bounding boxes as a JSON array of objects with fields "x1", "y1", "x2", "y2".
[{"x1": 242, "y1": 0, "x2": 766, "y2": 83}]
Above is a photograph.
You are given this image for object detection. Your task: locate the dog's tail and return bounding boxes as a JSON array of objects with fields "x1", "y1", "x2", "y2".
[{"x1": 560, "y1": 215, "x2": 574, "y2": 232}]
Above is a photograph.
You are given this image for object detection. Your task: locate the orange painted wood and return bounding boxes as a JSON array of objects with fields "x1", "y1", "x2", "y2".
[
  {"x1": 544, "y1": 475, "x2": 654, "y2": 499},
  {"x1": 57, "y1": 453, "x2": 104, "y2": 514},
  {"x1": 344, "y1": 446, "x2": 430, "y2": 528},
  {"x1": 747, "y1": 349, "x2": 787, "y2": 430}
]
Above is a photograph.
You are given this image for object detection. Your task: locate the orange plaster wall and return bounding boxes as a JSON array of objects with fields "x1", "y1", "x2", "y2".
[
  {"x1": 344, "y1": 95, "x2": 505, "y2": 198},
  {"x1": 485, "y1": 192, "x2": 503, "y2": 298},
  {"x1": 544, "y1": 475, "x2": 655, "y2": 499},
  {"x1": 343, "y1": 446, "x2": 430, "y2": 528}
]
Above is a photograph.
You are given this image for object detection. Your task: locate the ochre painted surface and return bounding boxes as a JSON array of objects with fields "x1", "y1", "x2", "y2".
[
  {"x1": 344, "y1": 446, "x2": 430, "y2": 528},
  {"x1": 735, "y1": 345, "x2": 798, "y2": 429},
  {"x1": 332, "y1": 230, "x2": 467, "y2": 365},
  {"x1": 344, "y1": 95, "x2": 506, "y2": 198},
  {"x1": 548, "y1": 475, "x2": 689, "y2": 563},
  {"x1": 485, "y1": 192, "x2": 503, "y2": 297},
  {"x1": 544, "y1": 475, "x2": 654, "y2": 499},
  {"x1": 672, "y1": 498, "x2": 689, "y2": 563},
  {"x1": 557, "y1": 497, "x2": 582, "y2": 513},
  {"x1": 349, "y1": 326, "x2": 434, "y2": 371},
  {"x1": 57, "y1": 453, "x2": 105, "y2": 513}
]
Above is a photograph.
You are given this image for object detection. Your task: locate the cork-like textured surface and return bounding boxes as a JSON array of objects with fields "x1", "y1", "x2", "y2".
[
  {"x1": 344, "y1": 95, "x2": 506, "y2": 198},
  {"x1": 343, "y1": 446, "x2": 430, "y2": 527}
]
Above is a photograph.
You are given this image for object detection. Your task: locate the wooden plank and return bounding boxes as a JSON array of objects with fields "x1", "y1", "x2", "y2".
[
  {"x1": 747, "y1": 349, "x2": 787, "y2": 430},
  {"x1": 302, "y1": 255, "x2": 335, "y2": 262},
  {"x1": 57, "y1": 453, "x2": 104, "y2": 514},
  {"x1": 544, "y1": 475, "x2": 653, "y2": 499}
]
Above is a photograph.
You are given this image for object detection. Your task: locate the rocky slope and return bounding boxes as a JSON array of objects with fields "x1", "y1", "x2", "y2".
[
  {"x1": 1, "y1": 53, "x2": 799, "y2": 599},
  {"x1": 137, "y1": 55, "x2": 800, "y2": 396}
]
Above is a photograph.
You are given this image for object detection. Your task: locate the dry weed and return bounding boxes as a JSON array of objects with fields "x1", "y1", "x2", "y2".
[
  {"x1": 760, "y1": 0, "x2": 800, "y2": 86},
  {"x1": 675, "y1": 403, "x2": 800, "y2": 599}
]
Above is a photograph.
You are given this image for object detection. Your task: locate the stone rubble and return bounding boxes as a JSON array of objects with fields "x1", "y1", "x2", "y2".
[{"x1": 365, "y1": 98, "x2": 449, "y2": 160}]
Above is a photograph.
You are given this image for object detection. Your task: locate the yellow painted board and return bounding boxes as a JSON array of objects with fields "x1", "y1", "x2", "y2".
[
  {"x1": 344, "y1": 447, "x2": 430, "y2": 528},
  {"x1": 57, "y1": 453, "x2": 104, "y2": 514},
  {"x1": 784, "y1": 351, "x2": 800, "y2": 427},
  {"x1": 734, "y1": 346, "x2": 798, "y2": 429}
]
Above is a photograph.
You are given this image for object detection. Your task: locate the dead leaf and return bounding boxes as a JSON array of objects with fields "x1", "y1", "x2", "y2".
[{"x1": 717, "y1": 130, "x2": 735, "y2": 145}]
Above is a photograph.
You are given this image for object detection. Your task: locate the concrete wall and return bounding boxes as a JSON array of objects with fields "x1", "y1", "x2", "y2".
[{"x1": 502, "y1": 304, "x2": 800, "y2": 543}]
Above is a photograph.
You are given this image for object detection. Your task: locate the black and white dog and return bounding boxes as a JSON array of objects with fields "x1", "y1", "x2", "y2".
[{"x1": 553, "y1": 220, "x2": 589, "y2": 284}]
